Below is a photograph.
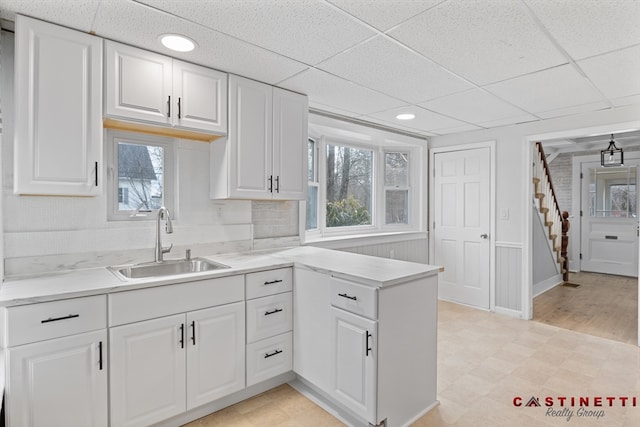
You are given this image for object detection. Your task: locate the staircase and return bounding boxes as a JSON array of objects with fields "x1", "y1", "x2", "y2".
[{"x1": 532, "y1": 142, "x2": 570, "y2": 281}]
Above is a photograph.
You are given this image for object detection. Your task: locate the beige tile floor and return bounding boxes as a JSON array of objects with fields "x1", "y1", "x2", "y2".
[{"x1": 185, "y1": 300, "x2": 640, "y2": 427}]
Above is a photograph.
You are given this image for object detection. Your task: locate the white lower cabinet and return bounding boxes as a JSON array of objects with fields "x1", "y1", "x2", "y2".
[
  {"x1": 330, "y1": 307, "x2": 377, "y2": 423},
  {"x1": 6, "y1": 330, "x2": 108, "y2": 427},
  {"x1": 295, "y1": 268, "x2": 438, "y2": 427},
  {"x1": 186, "y1": 303, "x2": 246, "y2": 409},
  {"x1": 244, "y1": 268, "x2": 294, "y2": 387},
  {"x1": 109, "y1": 302, "x2": 245, "y2": 427}
]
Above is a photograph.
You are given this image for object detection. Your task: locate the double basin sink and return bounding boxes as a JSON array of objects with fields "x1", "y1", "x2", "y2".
[{"x1": 109, "y1": 258, "x2": 229, "y2": 281}]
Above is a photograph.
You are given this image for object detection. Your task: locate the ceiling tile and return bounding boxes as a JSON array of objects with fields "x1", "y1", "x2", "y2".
[
  {"x1": 309, "y1": 101, "x2": 363, "y2": 118},
  {"x1": 278, "y1": 68, "x2": 406, "y2": 115},
  {"x1": 578, "y1": 45, "x2": 640, "y2": 100},
  {"x1": 368, "y1": 105, "x2": 471, "y2": 133},
  {"x1": 524, "y1": 0, "x2": 640, "y2": 60},
  {"x1": 355, "y1": 116, "x2": 437, "y2": 137},
  {"x1": 485, "y1": 65, "x2": 605, "y2": 114},
  {"x1": 317, "y1": 35, "x2": 473, "y2": 103},
  {"x1": 476, "y1": 114, "x2": 540, "y2": 129},
  {"x1": 389, "y1": 0, "x2": 567, "y2": 85},
  {"x1": 536, "y1": 101, "x2": 612, "y2": 120},
  {"x1": 326, "y1": 0, "x2": 443, "y2": 31},
  {"x1": 418, "y1": 88, "x2": 537, "y2": 125},
  {"x1": 92, "y1": 0, "x2": 307, "y2": 85},
  {"x1": 612, "y1": 94, "x2": 640, "y2": 108},
  {"x1": 0, "y1": 0, "x2": 100, "y2": 32},
  {"x1": 136, "y1": 0, "x2": 376, "y2": 65},
  {"x1": 431, "y1": 124, "x2": 483, "y2": 135}
]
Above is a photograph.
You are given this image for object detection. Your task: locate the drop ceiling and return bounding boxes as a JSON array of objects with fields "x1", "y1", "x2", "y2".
[{"x1": 1, "y1": 0, "x2": 639, "y2": 137}]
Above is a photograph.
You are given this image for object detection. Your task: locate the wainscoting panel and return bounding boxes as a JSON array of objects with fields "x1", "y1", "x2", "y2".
[
  {"x1": 495, "y1": 243, "x2": 522, "y2": 312},
  {"x1": 338, "y1": 238, "x2": 429, "y2": 264}
]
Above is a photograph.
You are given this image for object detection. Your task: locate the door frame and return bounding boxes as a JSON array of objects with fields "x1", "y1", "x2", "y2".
[
  {"x1": 574, "y1": 154, "x2": 640, "y2": 276},
  {"x1": 429, "y1": 141, "x2": 496, "y2": 312},
  {"x1": 524, "y1": 120, "x2": 640, "y2": 347}
]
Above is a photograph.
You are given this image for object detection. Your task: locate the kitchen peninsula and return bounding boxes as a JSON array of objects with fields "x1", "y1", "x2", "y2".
[{"x1": 0, "y1": 246, "x2": 439, "y2": 427}]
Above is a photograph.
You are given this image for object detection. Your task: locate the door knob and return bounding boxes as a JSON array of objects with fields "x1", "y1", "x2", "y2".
[{"x1": 480, "y1": 233, "x2": 488, "y2": 239}]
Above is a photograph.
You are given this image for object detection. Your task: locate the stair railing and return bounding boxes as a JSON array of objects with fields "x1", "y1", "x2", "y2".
[{"x1": 533, "y1": 142, "x2": 569, "y2": 281}]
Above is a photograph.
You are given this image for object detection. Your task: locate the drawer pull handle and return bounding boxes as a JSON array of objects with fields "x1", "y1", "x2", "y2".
[
  {"x1": 41, "y1": 314, "x2": 79, "y2": 324},
  {"x1": 98, "y1": 341, "x2": 103, "y2": 370},
  {"x1": 265, "y1": 308, "x2": 283, "y2": 316},
  {"x1": 338, "y1": 293, "x2": 358, "y2": 301},
  {"x1": 264, "y1": 349, "x2": 283, "y2": 359},
  {"x1": 366, "y1": 331, "x2": 372, "y2": 356},
  {"x1": 264, "y1": 279, "x2": 283, "y2": 285}
]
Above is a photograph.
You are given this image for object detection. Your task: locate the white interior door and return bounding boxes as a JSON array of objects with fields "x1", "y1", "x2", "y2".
[
  {"x1": 434, "y1": 147, "x2": 491, "y2": 309},
  {"x1": 581, "y1": 161, "x2": 639, "y2": 277}
]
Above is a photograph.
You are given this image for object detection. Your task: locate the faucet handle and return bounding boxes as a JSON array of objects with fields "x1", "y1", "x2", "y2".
[
  {"x1": 162, "y1": 243, "x2": 173, "y2": 254},
  {"x1": 185, "y1": 249, "x2": 191, "y2": 260}
]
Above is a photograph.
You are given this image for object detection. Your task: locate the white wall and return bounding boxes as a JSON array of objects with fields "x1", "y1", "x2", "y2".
[{"x1": 430, "y1": 104, "x2": 640, "y2": 314}]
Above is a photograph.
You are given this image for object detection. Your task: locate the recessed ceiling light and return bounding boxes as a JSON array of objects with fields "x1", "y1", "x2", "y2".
[
  {"x1": 159, "y1": 34, "x2": 197, "y2": 52},
  {"x1": 396, "y1": 113, "x2": 415, "y2": 120}
]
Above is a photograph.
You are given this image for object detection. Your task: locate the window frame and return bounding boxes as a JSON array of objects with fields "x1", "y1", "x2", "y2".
[
  {"x1": 106, "y1": 130, "x2": 177, "y2": 221},
  {"x1": 304, "y1": 132, "x2": 422, "y2": 241}
]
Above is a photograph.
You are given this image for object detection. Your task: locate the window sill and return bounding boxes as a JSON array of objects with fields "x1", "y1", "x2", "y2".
[{"x1": 303, "y1": 231, "x2": 428, "y2": 250}]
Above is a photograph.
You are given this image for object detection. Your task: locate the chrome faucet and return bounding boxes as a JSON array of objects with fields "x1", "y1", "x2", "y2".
[{"x1": 155, "y1": 207, "x2": 173, "y2": 263}]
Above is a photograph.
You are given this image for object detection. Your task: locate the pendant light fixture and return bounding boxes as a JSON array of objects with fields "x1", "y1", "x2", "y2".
[{"x1": 601, "y1": 134, "x2": 623, "y2": 167}]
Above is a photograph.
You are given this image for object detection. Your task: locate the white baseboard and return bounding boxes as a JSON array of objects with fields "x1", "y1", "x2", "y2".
[
  {"x1": 494, "y1": 306, "x2": 524, "y2": 319},
  {"x1": 533, "y1": 274, "x2": 563, "y2": 298}
]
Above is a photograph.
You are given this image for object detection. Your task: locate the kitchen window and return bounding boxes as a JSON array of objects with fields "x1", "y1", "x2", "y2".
[
  {"x1": 304, "y1": 125, "x2": 423, "y2": 241},
  {"x1": 107, "y1": 131, "x2": 176, "y2": 221}
]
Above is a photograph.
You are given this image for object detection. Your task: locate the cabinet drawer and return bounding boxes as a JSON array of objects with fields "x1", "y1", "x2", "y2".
[
  {"x1": 246, "y1": 332, "x2": 292, "y2": 387},
  {"x1": 5, "y1": 295, "x2": 107, "y2": 347},
  {"x1": 246, "y1": 268, "x2": 292, "y2": 299},
  {"x1": 109, "y1": 275, "x2": 244, "y2": 326},
  {"x1": 246, "y1": 292, "x2": 292, "y2": 343},
  {"x1": 330, "y1": 277, "x2": 378, "y2": 320}
]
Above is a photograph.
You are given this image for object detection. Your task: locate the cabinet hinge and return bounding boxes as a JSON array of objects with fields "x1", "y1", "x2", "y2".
[
  {"x1": 580, "y1": 172, "x2": 583, "y2": 179},
  {"x1": 579, "y1": 253, "x2": 583, "y2": 260},
  {"x1": 580, "y1": 210, "x2": 583, "y2": 217}
]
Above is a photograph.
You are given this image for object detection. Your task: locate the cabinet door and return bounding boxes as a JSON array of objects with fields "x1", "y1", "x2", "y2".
[
  {"x1": 173, "y1": 61, "x2": 228, "y2": 134},
  {"x1": 186, "y1": 302, "x2": 245, "y2": 410},
  {"x1": 7, "y1": 330, "x2": 107, "y2": 427},
  {"x1": 272, "y1": 88, "x2": 308, "y2": 200},
  {"x1": 110, "y1": 314, "x2": 186, "y2": 427},
  {"x1": 105, "y1": 41, "x2": 172, "y2": 125},
  {"x1": 330, "y1": 307, "x2": 378, "y2": 424},
  {"x1": 14, "y1": 15, "x2": 102, "y2": 196},
  {"x1": 228, "y1": 75, "x2": 273, "y2": 199}
]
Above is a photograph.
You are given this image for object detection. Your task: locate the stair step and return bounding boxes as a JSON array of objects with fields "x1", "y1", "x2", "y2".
[
  {"x1": 533, "y1": 177, "x2": 540, "y2": 184},
  {"x1": 540, "y1": 207, "x2": 549, "y2": 214},
  {"x1": 545, "y1": 221, "x2": 553, "y2": 226},
  {"x1": 535, "y1": 193, "x2": 545, "y2": 199}
]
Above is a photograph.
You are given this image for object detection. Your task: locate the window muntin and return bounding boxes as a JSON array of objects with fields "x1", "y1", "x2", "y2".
[{"x1": 326, "y1": 143, "x2": 373, "y2": 228}]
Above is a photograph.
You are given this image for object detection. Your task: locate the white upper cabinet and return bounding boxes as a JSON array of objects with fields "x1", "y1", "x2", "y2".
[
  {"x1": 210, "y1": 75, "x2": 308, "y2": 200},
  {"x1": 105, "y1": 41, "x2": 227, "y2": 134},
  {"x1": 273, "y1": 87, "x2": 308, "y2": 200},
  {"x1": 14, "y1": 15, "x2": 102, "y2": 196},
  {"x1": 105, "y1": 41, "x2": 172, "y2": 126}
]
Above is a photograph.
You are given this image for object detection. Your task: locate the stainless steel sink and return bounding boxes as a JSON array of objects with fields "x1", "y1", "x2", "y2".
[{"x1": 109, "y1": 258, "x2": 229, "y2": 280}]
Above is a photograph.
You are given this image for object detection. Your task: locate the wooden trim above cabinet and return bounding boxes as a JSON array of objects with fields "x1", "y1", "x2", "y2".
[{"x1": 103, "y1": 118, "x2": 224, "y2": 143}]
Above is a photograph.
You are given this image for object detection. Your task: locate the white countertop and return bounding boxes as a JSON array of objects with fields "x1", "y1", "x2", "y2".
[{"x1": 0, "y1": 246, "x2": 440, "y2": 307}]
